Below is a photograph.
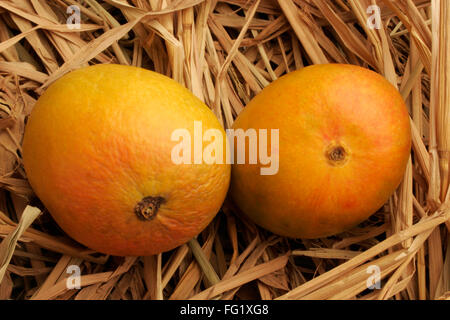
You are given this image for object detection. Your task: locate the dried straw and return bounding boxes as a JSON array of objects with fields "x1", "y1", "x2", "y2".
[{"x1": 0, "y1": 0, "x2": 448, "y2": 300}]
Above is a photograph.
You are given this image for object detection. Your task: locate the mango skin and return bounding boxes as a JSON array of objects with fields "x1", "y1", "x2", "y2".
[
  {"x1": 230, "y1": 64, "x2": 411, "y2": 239},
  {"x1": 22, "y1": 64, "x2": 231, "y2": 256}
]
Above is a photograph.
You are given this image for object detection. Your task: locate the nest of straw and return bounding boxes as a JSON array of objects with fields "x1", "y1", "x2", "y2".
[{"x1": 0, "y1": 0, "x2": 449, "y2": 300}]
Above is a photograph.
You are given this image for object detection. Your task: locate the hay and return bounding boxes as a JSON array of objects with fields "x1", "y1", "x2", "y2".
[{"x1": 0, "y1": 0, "x2": 448, "y2": 300}]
